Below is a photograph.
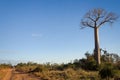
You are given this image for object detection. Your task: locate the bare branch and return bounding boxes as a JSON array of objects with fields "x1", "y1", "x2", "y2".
[
  {"x1": 87, "y1": 16, "x2": 95, "y2": 22},
  {"x1": 81, "y1": 8, "x2": 118, "y2": 29},
  {"x1": 97, "y1": 12, "x2": 118, "y2": 28},
  {"x1": 81, "y1": 19, "x2": 94, "y2": 28},
  {"x1": 85, "y1": 12, "x2": 95, "y2": 22}
]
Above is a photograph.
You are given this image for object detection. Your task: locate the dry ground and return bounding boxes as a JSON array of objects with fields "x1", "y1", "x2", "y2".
[{"x1": 0, "y1": 69, "x2": 40, "y2": 80}]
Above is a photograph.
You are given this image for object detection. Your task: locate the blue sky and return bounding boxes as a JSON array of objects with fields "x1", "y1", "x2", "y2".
[{"x1": 0, "y1": 0, "x2": 120, "y2": 64}]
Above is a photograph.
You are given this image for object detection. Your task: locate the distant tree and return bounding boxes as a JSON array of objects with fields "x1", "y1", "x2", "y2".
[
  {"x1": 73, "y1": 59, "x2": 81, "y2": 69},
  {"x1": 85, "y1": 52, "x2": 91, "y2": 59},
  {"x1": 79, "y1": 53, "x2": 98, "y2": 71},
  {"x1": 81, "y1": 8, "x2": 118, "y2": 64},
  {"x1": 0, "y1": 63, "x2": 12, "y2": 68},
  {"x1": 101, "y1": 49, "x2": 120, "y2": 63},
  {"x1": 112, "y1": 53, "x2": 120, "y2": 63}
]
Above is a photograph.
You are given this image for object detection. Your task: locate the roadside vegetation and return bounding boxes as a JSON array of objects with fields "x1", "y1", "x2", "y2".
[
  {"x1": 13, "y1": 50, "x2": 120, "y2": 80},
  {"x1": 0, "y1": 50, "x2": 120, "y2": 80}
]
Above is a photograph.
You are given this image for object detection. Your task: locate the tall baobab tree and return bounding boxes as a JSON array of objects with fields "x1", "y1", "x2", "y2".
[{"x1": 81, "y1": 8, "x2": 118, "y2": 64}]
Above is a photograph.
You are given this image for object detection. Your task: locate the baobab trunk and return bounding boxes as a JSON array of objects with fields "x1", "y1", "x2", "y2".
[
  {"x1": 94, "y1": 27, "x2": 101, "y2": 65},
  {"x1": 81, "y1": 8, "x2": 118, "y2": 65}
]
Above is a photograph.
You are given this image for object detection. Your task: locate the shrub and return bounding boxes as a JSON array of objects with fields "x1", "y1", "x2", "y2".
[
  {"x1": 99, "y1": 63, "x2": 114, "y2": 80},
  {"x1": 0, "y1": 63, "x2": 12, "y2": 69}
]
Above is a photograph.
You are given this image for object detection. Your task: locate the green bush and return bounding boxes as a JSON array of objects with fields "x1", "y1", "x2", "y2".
[
  {"x1": 99, "y1": 63, "x2": 114, "y2": 80},
  {"x1": 15, "y1": 62, "x2": 37, "y2": 73},
  {"x1": 0, "y1": 63, "x2": 12, "y2": 69}
]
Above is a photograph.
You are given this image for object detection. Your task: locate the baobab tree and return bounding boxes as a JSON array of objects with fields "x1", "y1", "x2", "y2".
[{"x1": 81, "y1": 8, "x2": 118, "y2": 64}]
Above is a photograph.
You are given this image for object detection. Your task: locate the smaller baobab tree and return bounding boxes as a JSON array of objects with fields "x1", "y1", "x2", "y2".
[{"x1": 81, "y1": 8, "x2": 118, "y2": 65}]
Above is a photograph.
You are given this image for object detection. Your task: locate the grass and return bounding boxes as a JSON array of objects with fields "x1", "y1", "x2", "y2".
[{"x1": 32, "y1": 68, "x2": 99, "y2": 80}]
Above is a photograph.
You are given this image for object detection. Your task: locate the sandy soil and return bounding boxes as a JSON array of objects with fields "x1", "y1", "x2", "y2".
[
  {"x1": 1, "y1": 69, "x2": 40, "y2": 80},
  {"x1": 2, "y1": 69, "x2": 13, "y2": 80}
]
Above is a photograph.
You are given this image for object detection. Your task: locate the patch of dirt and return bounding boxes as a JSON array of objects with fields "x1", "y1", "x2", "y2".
[
  {"x1": 1, "y1": 69, "x2": 40, "y2": 80},
  {"x1": 1, "y1": 69, "x2": 12, "y2": 80}
]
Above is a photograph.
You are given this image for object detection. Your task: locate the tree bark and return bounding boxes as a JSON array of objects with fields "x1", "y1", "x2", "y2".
[{"x1": 94, "y1": 27, "x2": 101, "y2": 65}]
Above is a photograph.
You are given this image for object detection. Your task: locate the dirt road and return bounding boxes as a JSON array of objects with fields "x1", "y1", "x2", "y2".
[{"x1": 1, "y1": 69, "x2": 40, "y2": 80}]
